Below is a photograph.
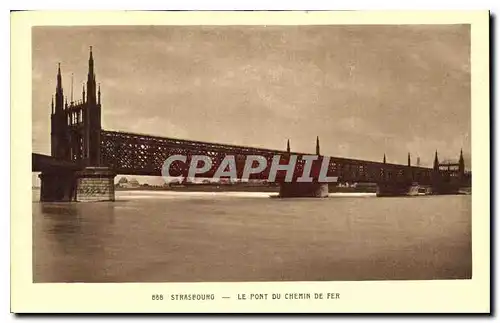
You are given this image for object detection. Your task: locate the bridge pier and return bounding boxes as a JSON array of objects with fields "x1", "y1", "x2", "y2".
[
  {"x1": 376, "y1": 182, "x2": 414, "y2": 197},
  {"x1": 430, "y1": 182, "x2": 462, "y2": 195},
  {"x1": 279, "y1": 182, "x2": 329, "y2": 198},
  {"x1": 38, "y1": 167, "x2": 116, "y2": 202},
  {"x1": 75, "y1": 167, "x2": 116, "y2": 202},
  {"x1": 39, "y1": 171, "x2": 77, "y2": 202}
]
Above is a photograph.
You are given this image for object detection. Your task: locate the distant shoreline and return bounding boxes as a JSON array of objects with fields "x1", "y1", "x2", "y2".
[
  {"x1": 33, "y1": 184, "x2": 379, "y2": 193},
  {"x1": 115, "y1": 184, "x2": 378, "y2": 193}
]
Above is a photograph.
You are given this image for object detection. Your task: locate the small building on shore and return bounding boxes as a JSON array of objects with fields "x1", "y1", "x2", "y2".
[{"x1": 116, "y1": 177, "x2": 140, "y2": 188}]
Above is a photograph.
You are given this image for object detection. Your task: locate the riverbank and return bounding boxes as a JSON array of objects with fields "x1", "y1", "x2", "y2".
[{"x1": 115, "y1": 183, "x2": 378, "y2": 193}]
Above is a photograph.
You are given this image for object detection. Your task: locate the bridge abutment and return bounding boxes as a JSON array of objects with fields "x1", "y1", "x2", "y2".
[
  {"x1": 279, "y1": 182, "x2": 329, "y2": 198},
  {"x1": 75, "y1": 167, "x2": 116, "y2": 202}
]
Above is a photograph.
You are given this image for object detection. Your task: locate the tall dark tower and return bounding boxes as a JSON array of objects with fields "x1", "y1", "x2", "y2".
[
  {"x1": 286, "y1": 139, "x2": 290, "y2": 153},
  {"x1": 458, "y1": 149, "x2": 465, "y2": 175},
  {"x1": 84, "y1": 46, "x2": 102, "y2": 166},
  {"x1": 433, "y1": 150, "x2": 439, "y2": 171},
  {"x1": 383, "y1": 153, "x2": 386, "y2": 164},
  {"x1": 50, "y1": 63, "x2": 70, "y2": 160},
  {"x1": 316, "y1": 136, "x2": 320, "y2": 155},
  {"x1": 407, "y1": 152, "x2": 411, "y2": 167},
  {"x1": 43, "y1": 47, "x2": 115, "y2": 203}
]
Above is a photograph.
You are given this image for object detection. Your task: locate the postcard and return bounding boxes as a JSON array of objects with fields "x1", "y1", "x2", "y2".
[{"x1": 11, "y1": 10, "x2": 490, "y2": 313}]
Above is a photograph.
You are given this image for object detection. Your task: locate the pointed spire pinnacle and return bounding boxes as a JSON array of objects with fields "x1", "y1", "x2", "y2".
[
  {"x1": 56, "y1": 62, "x2": 62, "y2": 90},
  {"x1": 54, "y1": 63, "x2": 64, "y2": 112},
  {"x1": 88, "y1": 46, "x2": 94, "y2": 74},
  {"x1": 433, "y1": 150, "x2": 439, "y2": 170},
  {"x1": 383, "y1": 153, "x2": 386, "y2": 164},
  {"x1": 286, "y1": 139, "x2": 290, "y2": 153},
  {"x1": 316, "y1": 136, "x2": 320, "y2": 155},
  {"x1": 98, "y1": 83, "x2": 101, "y2": 104},
  {"x1": 82, "y1": 84, "x2": 86, "y2": 102},
  {"x1": 51, "y1": 96, "x2": 54, "y2": 113},
  {"x1": 407, "y1": 152, "x2": 411, "y2": 166},
  {"x1": 70, "y1": 73, "x2": 74, "y2": 103},
  {"x1": 459, "y1": 148, "x2": 465, "y2": 173},
  {"x1": 87, "y1": 46, "x2": 96, "y2": 104}
]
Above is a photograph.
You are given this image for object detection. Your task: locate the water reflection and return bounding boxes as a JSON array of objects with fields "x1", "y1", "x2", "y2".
[
  {"x1": 34, "y1": 202, "x2": 117, "y2": 282},
  {"x1": 42, "y1": 204, "x2": 81, "y2": 235}
]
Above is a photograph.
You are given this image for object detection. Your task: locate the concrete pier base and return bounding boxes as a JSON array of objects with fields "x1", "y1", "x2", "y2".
[
  {"x1": 39, "y1": 171, "x2": 77, "y2": 202},
  {"x1": 279, "y1": 182, "x2": 329, "y2": 198},
  {"x1": 431, "y1": 182, "x2": 462, "y2": 195},
  {"x1": 377, "y1": 181, "x2": 462, "y2": 197},
  {"x1": 376, "y1": 182, "x2": 414, "y2": 197},
  {"x1": 75, "y1": 167, "x2": 116, "y2": 202}
]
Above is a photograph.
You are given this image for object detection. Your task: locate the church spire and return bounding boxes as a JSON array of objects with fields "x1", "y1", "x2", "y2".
[
  {"x1": 286, "y1": 139, "x2": 290, "y2": 153},
  {"x1": 407, "y1": 152, "x2": 411, "y2": 166},
  {"x1": 383, "y1": 153, "x2": 386, "y2": 164},
  {"x1": 316, "y1": 136, "x2": 320, "y2": 155}
]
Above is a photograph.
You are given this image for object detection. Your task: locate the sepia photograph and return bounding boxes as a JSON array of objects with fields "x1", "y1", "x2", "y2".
[
  {"x1": 31, "y1": 23, "x2": 472, "y2": 283},
  {"x1": 10, "y1": 10, "x2": 490, "y2": 313}
]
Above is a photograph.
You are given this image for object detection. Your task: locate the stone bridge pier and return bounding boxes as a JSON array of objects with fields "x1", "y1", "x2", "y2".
[
  {"x1": 75, "y1": 167, "x2": 116, "y2": 202},
  {"x1": 279, "y1": 182, "x2": 329, "y2": 198},
  {"x1": 38, "y1": 166, "x2": 116, "y2": 202},
  {"x1": 376, "y1": 181, "x2": 415, "y2": 197},
  {"x1": 277, "y1": 137, "x2": 329, "y2": 198},
  {"x1": 39, "y1": 170, "x2": 77, "y2": 202}
]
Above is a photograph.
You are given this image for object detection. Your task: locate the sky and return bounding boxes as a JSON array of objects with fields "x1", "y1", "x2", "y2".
[{"x1": 32, "y1": 25, "x2": 471, "y2": 183}]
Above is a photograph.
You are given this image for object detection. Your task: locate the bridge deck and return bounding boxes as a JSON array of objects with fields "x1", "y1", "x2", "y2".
[
  {"x1": 32, "y1": 153, "x2": 82, "y2": 172},
  {"x1": 100, "y1": 130, "x2": 437, "y2": 184}
]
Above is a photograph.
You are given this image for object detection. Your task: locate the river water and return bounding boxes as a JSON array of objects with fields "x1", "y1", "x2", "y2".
[{"x1": 32, "y1": 190, "x2": 472, "y2": 282}]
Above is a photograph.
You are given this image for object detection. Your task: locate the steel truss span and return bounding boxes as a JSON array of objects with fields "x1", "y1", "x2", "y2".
[{"x1": 100, "y1": 130, "x2": 434, "y2": 183}]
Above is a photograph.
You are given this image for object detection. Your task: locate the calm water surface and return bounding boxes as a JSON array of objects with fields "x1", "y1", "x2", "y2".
[{"x1": 33, "y1": 190, "x2": 472, "y2": 282}]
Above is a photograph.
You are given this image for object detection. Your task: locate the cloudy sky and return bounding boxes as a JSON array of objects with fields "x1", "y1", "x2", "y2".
[{"x1": 32, "y1": 25, "x2": 470, "y2": 172}]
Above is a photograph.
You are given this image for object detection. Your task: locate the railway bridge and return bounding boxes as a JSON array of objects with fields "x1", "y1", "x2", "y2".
[{"x1": 32, "y1": 48, "x2": 471, "y2": 201}]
